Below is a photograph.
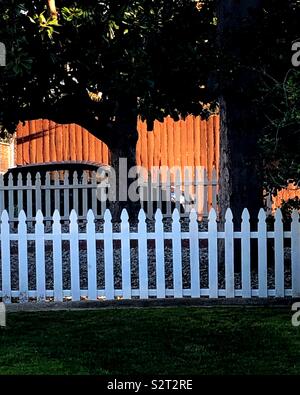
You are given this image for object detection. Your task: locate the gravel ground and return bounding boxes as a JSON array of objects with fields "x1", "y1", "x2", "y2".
[{"x1": 0, "y1": 218, "x2": 293, "y2": 294}]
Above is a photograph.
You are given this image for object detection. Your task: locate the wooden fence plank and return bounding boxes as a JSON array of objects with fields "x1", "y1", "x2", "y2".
[
  {"x1": 53, "y1": 210, "x2": 63, "y2": 301},
  {"x1": 138, "y1": 209, "x2": 148, "y2": 298},
  {"x1": 1, "y1": 210, "x2": 11, "y2": 302},
  {"x1": 208, "y1": 208, "x2": 218, "y2": 298},
  {"x1": 121, "y1": 209, "x2": 131, "y2": 299},
  {"x1": 155, "y1": 209, "x2": 165, "y2": 298},
  {"x1": 18, "y1": 210, "x2": 28, "y2": 302},
  {"x1": 70, "y1": 209, "x2": 80, "y2": 301},
  {"x1": 35, "y1": 210, "x2": 46, "y2": 301},
  {"x1": 104, "y1": 209, "x2": 114, "y2": 300},
  {"x1": 189, "y1": 209, "x2": 200, "y2": 297},
  {"x1": 172, "y1": 209, "x2": 183, "y2": 298},
  {"x1": 274, "y1": 209, "x2": 284, "y2": 297},
  {"x1": 241, "y1": 208, "x2": 251, "y2": 298},
  {"x1": 258, "y1": 208, "x2": 268, "y2": 297},
  {"x1": 291, "y1": 210, "x2": 300, "y2": 297},
  {"x1": 87, "y1": 210, "x2": 97, "y2": 300}
]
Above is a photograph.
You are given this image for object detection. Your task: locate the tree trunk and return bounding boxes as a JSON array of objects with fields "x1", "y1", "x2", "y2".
[
  {"x1": 217, "y1": 0, "x2": 264, "y2": 229},
  {"x1": 218, "y1": 96, "x2": 263, "y2": 228},
  {"x1": 105, "y1": 97, "x2": 140, "y2": 222}
]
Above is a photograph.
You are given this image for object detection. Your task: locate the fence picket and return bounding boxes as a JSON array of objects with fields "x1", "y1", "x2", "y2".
[
  {"x1": 8, "y1": 173, "x2": 14, "y2": 219},
  {"x1": 274, "y1": 209, "x2": 284, "y2": 297},
  {"x1": 121, "y1": 209, "x2": 131, "y2": 299},
  {"x1": 82, "y1": 172, "x2": 88, "y2": 217},
  {"x1": 225, "y1": 208, "x2": 234, "y2": 298},
  {"x1": 63, "y1": 171, "x2": 70, "y2": 218},
  {"x1": 17, "y1": 173, "x2": 23, "y2": 215},
  {"x1": 18, "y1": 210, "x2": 28, "y2": 302},
  {"x1": 87, "y1": 210, "x2": 97, "y2": 300},
  {"x1": 172, "y1": 209, "x2": 183, "y2": 297},
  {"x1": 138, "y1": 209, "x2": 148, "y2": 298},
  {"x1": 0, "y1": 174, "x2": 4, "y2": 214},
  {"x1": 1, "y1": 210, "x2": 11, "y2": 302},
  {"x1": 35, "y1": 210, "x2": 46, "y2": 301},
  {"x1": 53, "y1": 210, "x2": 63, "y2": 301},
  {"x1": 189, "y1": 209, "x2": 200, "y2": 297},
  {"x1": 258, "y1": 208, "x2": 268, "y2": 297},
  {"x1": 104, "y1": 209, "x2": 114, "y2": 300},
  {"x1": 155, "y1": 209, "x2": 165, "y2": 298},
  {"x1": 291, "y1": 210, "x2": 300, "y2": 297},
  {"x1": 45, "y1": 172, "x2": 51, "y2": 220},
  {"x1": 54, "y1": 171, "x2": 60, "y2": 212},
  {"x1": 26, "y1": 173, "x2": 33, "y2": 223},
  {"x1": 208, "y1": 208, "x2": 218, "y2": 298},
  {"x1": 70, "y1": 210, "x2": 80, "y2": 301},
  {"x1": 35, "y1": 173, "x2": 42, "y2": 214},
  {"x1": 195, "y1": 167, "x2": 205, "y2": 219},
  {"x1": 0, "y1": 204, "x2": 299, "y2": 303},
  {"x1": 241, "y1": 209, "x2": 251, "y2": 298}
]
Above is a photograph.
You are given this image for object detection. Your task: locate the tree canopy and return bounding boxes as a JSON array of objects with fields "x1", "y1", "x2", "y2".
[{"x1": 0, "y1": 0, "x2": 217, "y2": 146}]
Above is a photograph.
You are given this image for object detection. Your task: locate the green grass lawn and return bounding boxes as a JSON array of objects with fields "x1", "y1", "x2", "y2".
[{"x1": 0, "y1": 306, "x2": 300, "y2": 375}]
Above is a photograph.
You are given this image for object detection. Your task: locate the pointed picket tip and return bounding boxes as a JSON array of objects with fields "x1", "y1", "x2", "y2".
[
  {"x1": 155, "y1": 208, "x2": 163, "y2": 221},
  {"x1": 26, "y1": 172, "x2": 32, "y2": 181},
  {"x1": 17, "y1": 172, "x2": 22, "y2": 182},
  {"x1": 258, "y1": 208, "x2": 266, "y2": 221},
  {"x1": 87, "y1": 209, "x2": 95, "y2": 222},
  {"x1": 121, "y1": 208, "x2": 129, "y2": 222},
  {"x1": 104, "y1": 209, "x2": 112, "y2": 222},
  {"x1": 69, "y1": 209, "x2": 78, "y2": 222},
  {"x1": 8, "y1": 173, "x2": 13, "y2": 182},
  {"x1": 1, "y1": 209, "x2": 9, "y2": 222},
  {"x1": 225, "y1": 208, "x2": 233, "y2": 221},
  {"x1": 138, "y1": 208, "x2": 146, "y2": 222},
  {"x1": 35, "y1": 210, "x2": 44, "y2": 224},
  {"x1": 275, "y1": 208, "x2": 283, "y2": 221},
  {"x1": 18, "y1": 209, "x2": 27, "y2": 222},
  {"x1": 241, "y1": 208, "x2": 250, "y2": 221},
  {"x1": 291, "y1": 209, "x2": 299, "y2": 222},
  {"x1": 53, "y1": 210, "x2": 61, "y2": 223},
  {"x1": 208, "y1": 208, "x2": 217, "y2": 221},
  {"x1": 172, "y1": 208, "x2": 180, "y2": 221},
  {"x1": 35, "y1": 172, "x2": 41, "y2": 181},
  {"x1": 189, "y1": 208, "x2": 197, "y2": 222}
]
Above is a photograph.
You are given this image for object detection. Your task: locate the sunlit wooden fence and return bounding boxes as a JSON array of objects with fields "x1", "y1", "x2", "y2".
[{"x1": 0, "y1": 207, "x2": 299, "y2": 303}]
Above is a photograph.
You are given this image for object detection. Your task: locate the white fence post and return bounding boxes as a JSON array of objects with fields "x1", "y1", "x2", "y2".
[
  {"x1": 258, "y1": 208, "x2": 268, "y2": 297},
  {"x1": 35, "y1": 210, "x2": 46, "y2": 301},
  {"x1": 70, "y1": 209, "x2": 80, "y2": 301},
  {"x1": 155, "y1": 209, "x2": 165, "y2": 298},
  {"x1": 189, "y1": 209, "x2": 200, "y2": 297},
  {"x1": 241, "y1": 208, "x2": 251, "y2": 298},
  {"x1": 208, "y1": 208, "x2": 218, "y2": 298},
  {"x1": 138, "y1": 209, "x2": 149, "y2": 299},
  {"x1": 87, "y1": 209, "x2": 97, "y2": 300},
  {"x1": 121, "y1": 209, "x2": 131, "y2": 299},
  {"x1": 225, "y1": 208, "x2": 234, "y2": 298},
  {"x1": 172, "y1": 208, "x2": 183, "y2": 298},
  {"x1": 274, "y1": 209, "x2": 284, "y2": 297},
  {"x1": 291, "y1": 210, "x2": 300, "y2": 297},
  {"x1": 1, "y1": 210, "x2": 11, "y2": 303},
  {"x1": 18, "y1": 210, "x2": 28, "y2": 302},
  {"x1": 53, "y1": 210, "x2": 63, "y2": 301},
  {"x1": 104, "y1": 209, "x2": 114, "y2": 300}
]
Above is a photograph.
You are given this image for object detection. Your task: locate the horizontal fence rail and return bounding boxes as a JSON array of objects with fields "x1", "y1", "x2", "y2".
[
  {"x1": 0, "y1": 167, "x2": 218, "y2": 221},
  {"x1": 0, "y1": 207, "x2": 299, "y2": 303}
]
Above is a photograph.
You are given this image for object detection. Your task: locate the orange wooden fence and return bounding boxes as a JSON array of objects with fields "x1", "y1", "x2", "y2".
[{"x1": 15, "y1": 115, "x2": 220, "y2": 175}]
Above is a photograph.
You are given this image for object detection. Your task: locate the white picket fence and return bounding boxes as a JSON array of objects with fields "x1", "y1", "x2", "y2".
[
  {"x1": 0, "y1": 207, "x2": 299, "y2": 303},
  {"x1": 0, "y1": 166, "x2": 218, "y2": 222}
]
